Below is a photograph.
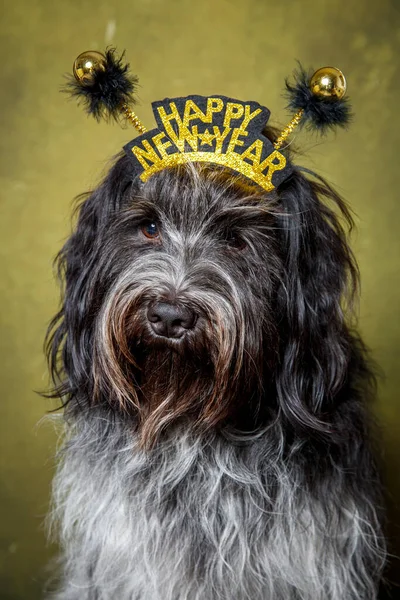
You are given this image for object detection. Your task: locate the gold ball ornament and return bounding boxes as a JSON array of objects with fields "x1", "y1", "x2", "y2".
[
  {"x1": 73, "y1": 51, "x2": 107, "y2": 85},
  {"x1": 310, "y1": 67, "x2": 347, "y2": 100}
]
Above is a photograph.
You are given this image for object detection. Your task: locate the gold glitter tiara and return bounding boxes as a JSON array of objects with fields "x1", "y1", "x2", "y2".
[
  {"x1": 125, "y1": 96, "x2": 288, "y2": 192},
  {"x1": 67, "y1": 50, "x2": 350, "y2": 192}
]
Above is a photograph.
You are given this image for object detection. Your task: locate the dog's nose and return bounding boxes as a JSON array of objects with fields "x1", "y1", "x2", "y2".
[{"x1": 147, "y1": 302, "x2": 197, "y2": 338}]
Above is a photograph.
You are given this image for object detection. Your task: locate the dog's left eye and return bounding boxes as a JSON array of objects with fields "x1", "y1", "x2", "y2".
[{"x1": 141, "y1": 222, "x2": 160, "y2": 240}]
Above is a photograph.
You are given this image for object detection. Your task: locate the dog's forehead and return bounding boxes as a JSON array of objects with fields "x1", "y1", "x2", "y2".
[{"x1": 140, "y1": 166, "x2": 273, "y2": 223}]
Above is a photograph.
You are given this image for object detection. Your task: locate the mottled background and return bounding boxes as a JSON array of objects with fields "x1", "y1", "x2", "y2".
[{"x1": 0, "y1": 0, "x2": 399, "y2": 598}]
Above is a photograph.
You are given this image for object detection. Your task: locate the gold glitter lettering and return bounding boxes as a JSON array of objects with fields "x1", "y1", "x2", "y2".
[
  {"x1": 152, "y1": 132, "x2": 173, "y2": 159},
  {"x1": 206, "y1": 97, "x2": 224, "y2": 122},
  {"x1": 241, "y1": 105, "x2": 262, "y2": 129},
  {"x1": 223, "y1": 103, "x2": 245, "y2": 128},
  {"x1": 157, "y1": 102, "x2": 182, "y2": 127},
  {"x1": 131, "y1": 140, "x2": 161, "y2": 169},
  {"x1": 259, "y1": 150, "x2": 286, "y2": 177},
  {"x1": 183, "y1": 100, "x2": 207, "y2": 126},
  {"x1": 161, "y1": 119, "x2": 199, "y2": 153},
  {"x1": 213, "y1": 126, "x2": 231, "y2": 153},
  {"x1": 240, "y1": 139, "x2": 263, "y2": 166},
  {"x1": 227, "y1": 128, "x2": 248, "y2": 153}
]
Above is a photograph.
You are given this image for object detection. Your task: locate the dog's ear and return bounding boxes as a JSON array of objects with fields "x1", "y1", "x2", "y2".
[
  {"x1": 45, "y1": 154, "x2": 134, "y2": 411},
  {"x1": 274, "y1": 169, "x2": 359, "y2": 436}
]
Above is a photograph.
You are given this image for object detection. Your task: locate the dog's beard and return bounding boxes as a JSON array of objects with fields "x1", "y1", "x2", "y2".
[
  {"x1": 134, "y1": 338, "x2": 214, "y2": 442},
  {"x1": 94, "y1": 274, "x2": 266, "y2": 448}
]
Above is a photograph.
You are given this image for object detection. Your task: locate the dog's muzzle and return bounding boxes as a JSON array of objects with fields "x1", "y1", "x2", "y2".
[{"x1": 147, "y1": 301, "x2": 198, "y2": 339}]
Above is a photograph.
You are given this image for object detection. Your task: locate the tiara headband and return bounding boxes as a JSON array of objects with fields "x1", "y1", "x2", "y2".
[{"x1": 66, "y1": 49, "x2": 350, "y2": 192}]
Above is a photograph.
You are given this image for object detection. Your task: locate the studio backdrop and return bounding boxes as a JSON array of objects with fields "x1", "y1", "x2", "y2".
[{"x1": 0, "y1": 0, "x2": 399, "y2": 598}]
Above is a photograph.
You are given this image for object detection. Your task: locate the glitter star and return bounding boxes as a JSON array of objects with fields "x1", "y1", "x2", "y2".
[{"x1": 198, "y1": 129, "x2": 216, "y2": 147}]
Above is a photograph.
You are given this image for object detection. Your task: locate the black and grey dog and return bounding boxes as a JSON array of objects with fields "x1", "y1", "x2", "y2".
[
  {"x1": 45, "y1": 53, "x2": 386, "y2": 599},
  {"x1": 46, "y1": 155, "x2": 386, "y2": 599}
]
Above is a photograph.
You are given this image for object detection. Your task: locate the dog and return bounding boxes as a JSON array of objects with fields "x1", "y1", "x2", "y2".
[{"x1": 45, "y1": 128, "x2": 386, "y2": 598}]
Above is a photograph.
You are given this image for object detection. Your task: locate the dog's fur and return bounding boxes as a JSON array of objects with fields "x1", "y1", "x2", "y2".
[{"x1": 46, "y1": 131, "x2": 386, "y2": 598}]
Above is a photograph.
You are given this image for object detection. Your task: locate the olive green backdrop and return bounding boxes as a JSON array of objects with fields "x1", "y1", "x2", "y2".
[{"x1": 0, "y1": 0, "x2": 399, "y2": 598}]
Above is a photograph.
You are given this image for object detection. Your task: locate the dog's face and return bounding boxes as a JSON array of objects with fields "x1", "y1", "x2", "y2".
[
  {"x1": 49, "y1": 153, "x2": 357, "y2": 447},
  {"x1": 93, "y1": 165, "x2": 284, "y2": 444}
]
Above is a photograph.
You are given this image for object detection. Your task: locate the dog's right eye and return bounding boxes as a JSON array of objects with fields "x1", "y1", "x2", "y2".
[{"x1": 141, "y1": 222, "x2": 160, "y2": 240}]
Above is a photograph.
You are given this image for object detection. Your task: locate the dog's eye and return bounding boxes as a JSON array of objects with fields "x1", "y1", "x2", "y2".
[
  {"x1": 225, "y1": 232, "x2": 246, "y2": 251},
  {"x1": 141, "y1": 222, "x2": 160, "y2": 240}
]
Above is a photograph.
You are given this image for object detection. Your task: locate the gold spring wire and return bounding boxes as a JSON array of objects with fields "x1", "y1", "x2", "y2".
[
  {"x1": 121, "y1": 104, "x2": 147, "y2": 134},
  {"x1": 274, "y1": 109, "x2": 304, "y2": 150}
]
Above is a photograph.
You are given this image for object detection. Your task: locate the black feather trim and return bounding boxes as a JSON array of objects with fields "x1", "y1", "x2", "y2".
[
  {"x1": 285, "y1": 64, "x2": 351, "y2": 133},
  {"x1": 63, "y1": 48, "x2": 139, "y2": 122}
]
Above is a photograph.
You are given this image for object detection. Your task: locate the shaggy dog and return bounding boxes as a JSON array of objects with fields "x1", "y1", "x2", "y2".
[{"x1": 46, "y1": 132, "x2": 386, "y2": 598}]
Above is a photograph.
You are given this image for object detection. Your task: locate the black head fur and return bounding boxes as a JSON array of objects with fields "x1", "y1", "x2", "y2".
[
  {"x1": 63, "y1": 48, "x2": 139, "y2": 122},
  {"x1": 285, "y1": 64, "x2": 352, "y2": 133}
]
